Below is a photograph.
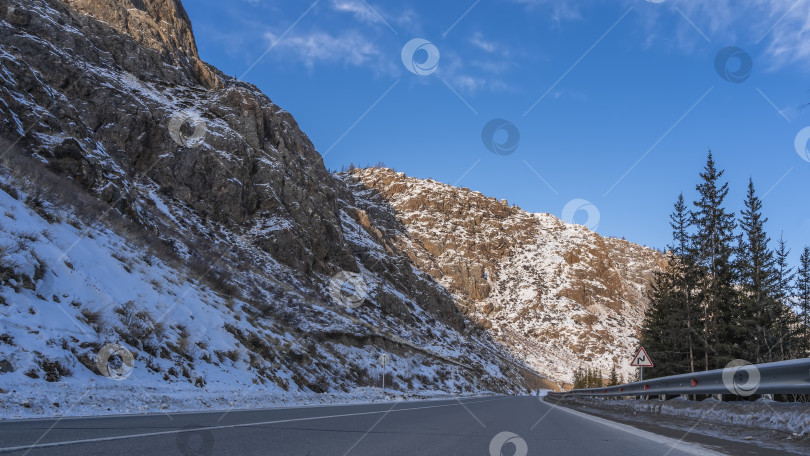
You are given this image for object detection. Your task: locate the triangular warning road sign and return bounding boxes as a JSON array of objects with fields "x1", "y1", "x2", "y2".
[{"x1": 630, "y1": 347, "x2": 654, "y2": 367}]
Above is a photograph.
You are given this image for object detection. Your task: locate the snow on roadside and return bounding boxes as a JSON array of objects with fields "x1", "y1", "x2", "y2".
[
  {"x1": 0, "y1": 380, "x2": 493, "y2": 421},
  {"x1": 560, "y1": 396, "x2": 810, "y2": 438}
]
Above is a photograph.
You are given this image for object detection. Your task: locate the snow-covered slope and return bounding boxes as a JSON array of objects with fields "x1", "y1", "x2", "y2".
[
  {"x1": 0, "y1": 168, "x2": 537, "y2": 418},
  {"x1": 348, "y1": 168, "x2": 667, "y2": 384}
]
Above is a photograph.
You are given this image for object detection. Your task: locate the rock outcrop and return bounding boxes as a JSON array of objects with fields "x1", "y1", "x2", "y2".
[{"x1": 348, "y1": 168, "x2": 666, "y2": 383}]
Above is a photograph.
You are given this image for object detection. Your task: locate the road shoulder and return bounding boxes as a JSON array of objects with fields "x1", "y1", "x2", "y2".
[{"x1": 544, "y1": 396, "x2": 806, "y2": 456}]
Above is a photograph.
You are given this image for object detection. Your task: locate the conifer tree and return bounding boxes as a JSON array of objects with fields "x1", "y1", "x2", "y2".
[
  {"x1": 608, "y1": 364, "x2": 619, "y2": 386},
  {"x1": 640, "y1": 193, "x2": 702, "y2": 377},
  {"x1": 640, "y1": 259, "x2": 682, "y2": 377},
  {"x1": 690, "y1": 151, "x2": 739, "y2": 369},
  {"x1": 737, "y1": 179, "x2": 778, "y2": 362},
  {"x1": 573, "y1": 367, "x2": 586, "y2": 389},
  {"x1": 773, "y1": 234, "x2": 799, "y2": 359},
  {"x1": 796, "y1": 247, "x2": 810, "y2": 356},
  {"x1": 670, "y1": 192, "x2": 701, "y2": 372}
]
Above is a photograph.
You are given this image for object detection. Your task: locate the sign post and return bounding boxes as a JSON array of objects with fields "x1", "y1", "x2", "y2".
[
  {"x1": 630, "y1": 347, "x2": 654, "y2": 382},
  {"x1": 378, "y1": 354, "x2": 390, "y2": 396}
]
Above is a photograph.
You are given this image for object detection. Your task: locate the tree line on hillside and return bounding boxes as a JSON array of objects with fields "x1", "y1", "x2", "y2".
[
  {"x1": 639, "y1": 151, "x2": 810, "y2": 380},
  {"x1": 572, "y1": 365, "x2": 627, "y2": 389}
]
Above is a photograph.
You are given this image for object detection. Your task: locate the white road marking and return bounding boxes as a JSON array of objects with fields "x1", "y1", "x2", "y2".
[
  {"x1": 540, "y1": 399, "x2": 726, "y2": 456},
  {"x1": 0, "y1": 397, "x2": 505, "y2": 453}
]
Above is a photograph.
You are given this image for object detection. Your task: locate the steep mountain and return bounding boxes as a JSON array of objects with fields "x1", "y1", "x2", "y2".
[
  {"x1": 347, "y1": 168, "x2": 667, "y2": 383},
  {"x1": 0, "y1": 0, "x2": 665, "y2": 418},
  {"x1": 0, "y1": 0, "x2": 545, "y2": 416}
]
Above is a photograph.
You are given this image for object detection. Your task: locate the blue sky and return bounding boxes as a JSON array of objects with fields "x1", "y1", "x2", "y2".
[{"x1": 184, "y1": 0, "x2": 810, "y2": 267}]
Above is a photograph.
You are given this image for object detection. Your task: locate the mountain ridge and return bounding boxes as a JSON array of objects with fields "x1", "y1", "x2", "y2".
[{"x1": 1, "y1": 0, "x2": 546, "y2": 417}]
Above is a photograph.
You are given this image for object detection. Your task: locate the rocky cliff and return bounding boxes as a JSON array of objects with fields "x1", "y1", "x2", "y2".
[
  {"x1": 0, "y1": 0, "x2": 544, "y2": 415},
  {"x1": 347, "y1": 168, "x2": 667, "y2": 383}
]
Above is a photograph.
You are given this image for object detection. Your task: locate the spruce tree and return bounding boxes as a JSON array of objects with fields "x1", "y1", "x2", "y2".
[
  {"x1": 609, "y1": 365, "x2": 619, "y2": 386},
  {"x1": 690, "y1": 151, "x2": 739, "y2": 369},
  {"x1": 671, "y1": 193, "x2": 690, "y2": 258},
  {"x1": 773, "y1": 234, "x2": 799, "y2": 359},
  {"x1": 640, "y1": 265, "x2": 680, "y2": 377},
  {"x1": 670, "y1": 193, "x2": 700, "y2": 372},
  {"x1": 737, "y1": 178, "x2": 778, "y2": 363},
  {"x1": 573, "y1": 367, "x2": 585, "y2": 389},
  {"x1": 796, "y1": 247, "x2": 810, "y2": 356},
  {"x1": 640, "y1": 193, "x2": 700, "y2": 377}
]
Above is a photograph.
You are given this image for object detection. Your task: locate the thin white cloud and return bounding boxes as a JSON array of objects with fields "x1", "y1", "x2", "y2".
[
  {"x1": 438, "y1": 49, "x2": 514, "y2": 95},
  {"x1": 453, "y1": 75, "x2": 487, "y2": 92},
  {"x1": 512, "y1": 0, "x2": 584, "y2": 24},
  {"x1": 757, "y1": 0, "x2": 810, "y2": 70},
  {"x1": 641, "y1": 0, "x2": 810, "y2": 72},
  {"x1": 331, "y1": 1, "x2": 419, "y2": 33},
  {"x1": 331, "y1": 0, "x2": 381, "y2": 25},
  {"x1": 512, "y1": 0, "x2": 810, "y2": 73},
  {"x1": 449, "y1": 32, "x2": 519, "y2": 90},
  {"x1": 393, "y1": 8, "x2": 420, "y2": 31},
  {"x1": 470, "y1": 32, "x2": 498, "y2": 53},
  {"x1": 263, "y1": 30, "x2": 396, "y2": 74}
]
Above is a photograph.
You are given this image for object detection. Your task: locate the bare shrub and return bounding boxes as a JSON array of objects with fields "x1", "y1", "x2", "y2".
[
  {"x1": 80, "y1": 308, "x2": 105, "y2": 333},
  {"x1": 39, "y1": 359, "x2": 71, "y2": 382},
  {"x1": 215, "y1": 349, "x2": 240, "y2": 363},
  {"x1": 114, "y1": 301, "x2": 162, "y2": 351}
]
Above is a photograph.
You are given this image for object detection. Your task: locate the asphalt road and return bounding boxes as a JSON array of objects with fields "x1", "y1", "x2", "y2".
[{"x1": 0, "y1": 396, "x2": 767, "y2": 455}]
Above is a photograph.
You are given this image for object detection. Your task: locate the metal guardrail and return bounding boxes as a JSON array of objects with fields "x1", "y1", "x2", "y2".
[{"x1": 549, "y1": 358, "x2": 810, "y2": 398}]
